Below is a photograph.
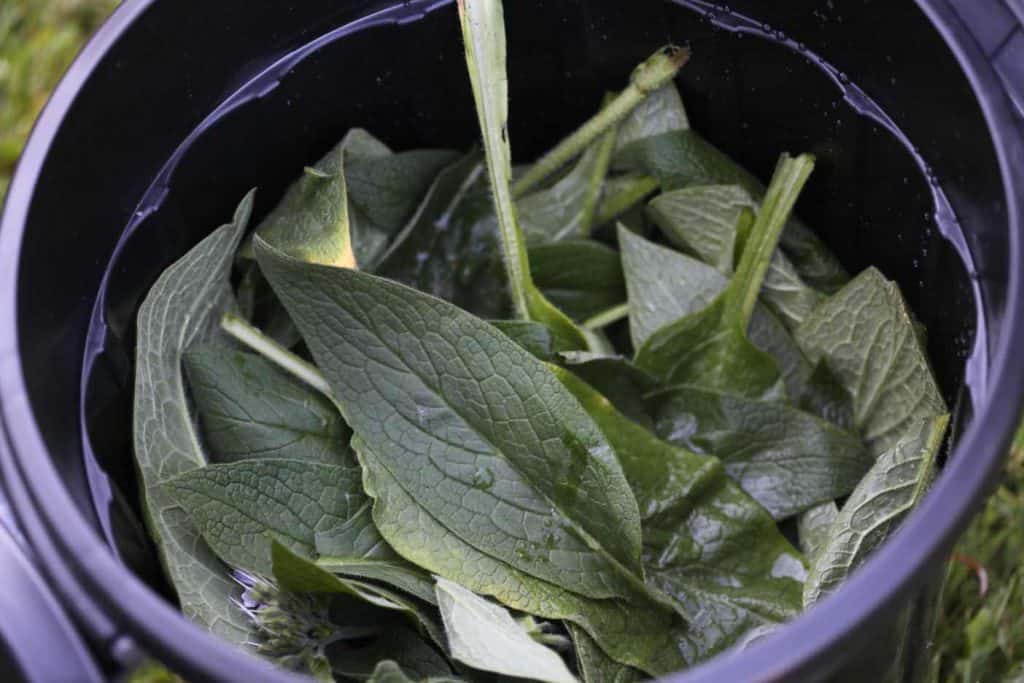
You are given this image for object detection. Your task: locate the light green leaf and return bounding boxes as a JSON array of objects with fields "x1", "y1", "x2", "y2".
[
  {"x1": 568, "y1": 624, "x2": 642, "y2": 683},
  {"x1": 530, "y1": 240, "x2": 626, "y2": 322},
  {"x1": 132, "y1": 191, "x2": 254, "y2": 642},
  {"x1": 257, "y1": 143, "x2": 356, "y2": 269},
  {"x1": 795, "y1": 267, "x2": 948, "y2": 455},
  {"x1": 647, "y1": 184, "x2": 823, "y2": 328},
  {"x1": 649, "y1": 385, "x2": 872, "y2": 519},
  {"x1": 555, "y1": 368, "x2": 805, "y2": 656},
  {"x1": 317, "y1": 556, "x2": 438, "y2": 606},
  {"x1": 594, "y1": 174, "x2": 660, "y2": 227},
  {"x1": 616, "y1": 129, "x2": 847, "y2": 293},
  {"x1": 184, "y1": 347, "x2": 354, "y2": 466},
  {"x1": 256, "y1": 242, "x2": 691, "y2": 675},
  {"x1": 803, "y1": 416, "x2": 949, "y2": 605},
  {"x1": 797, "y1": 502, "x2": 839, "y2": 558},
  {"x1": 613, "y1": 82, "x2": 689, "y2": 154},
  {"x1": 162, "y1": 458, "x2": 365, "y2": 576},
  {"x1": 434, "y1": 577, "x2": 577, "y2": 683},
  {"x1": 457, "y1": 0, "x2": 590, "y2": 351}
]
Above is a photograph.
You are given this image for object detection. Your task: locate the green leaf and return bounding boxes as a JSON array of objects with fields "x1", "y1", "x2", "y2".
[
  {"x1": 317, "y1": 557, "x2": 438, "y2": 606},
  {"x1": 616, "y1": 129, "x2": 847, "y2": 293},
  {"x1": 568, "y1": 624, "x2": 642, "y2": 683},
  {"x1": 630, "y1": 154, "x2": 815, "y2": 398},
  {"x1": 235, "y1": 263, "x2": 301, "y2": 348},
  {"x1": 329, "y1": 623, "x2": 454, "y2": 682},
  {"x1": 256, "y1": 142, "x2": 356, "y2": 269},
  {"x1": 132, "y1": 191, "x2": 254, "y2": 641},
  {"x1": 489, "y1": 319, "x2": 555, "y2": 360},
  {"x1": 434, "y1": 577, "x2": 577, "y2": 683},
  {"x1": 797, "y1": 502, "x2": 839, "y2": 558},
  {"x1": 794, "y1": 267, "x2": 948, "y2": 454},
  {"x1": 457, "y1": 0, "x2": 590, "y2": 351},
  {"x1": 649, "y1": 385, "x2": 872, "y2": 519},
  {"x1": 647, "y1": 184, "x2": 823, "y2": 328},
  {"x1": 613, "y1": 83, "x2": 689, "y2": 155},
  {"x1": 529, "y1": 240, "x2": 626, "y2": 321},
  {"x1": 554, "y1": 368, "x2": 805, "y2": 656},
  {"x1": 256, "y1": 242, "x2": 690, "y2": 675},
  {"x1": 803, "y1": 416, "x2": 949, "y2": 605},
  {"x1": 374, "y1": 153, "x2": 507, "y2": 320},
  {"x1": 162, "y1": 458, "x2": 366, "y2": 576},
  {"x1": 594, "y1": 174, "x2": 660, "y2": 227},
  {"x1": 555, "y1": 352, "x2": 659, "y2": 430},
  {"x1": 183, "y1": 347, "x2": 354, "y2": 466}
]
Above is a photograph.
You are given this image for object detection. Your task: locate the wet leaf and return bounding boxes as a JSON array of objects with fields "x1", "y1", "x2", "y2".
[
  {"x1": 132, "y1": 192, "x2": 255, "y2": 641},
  {"x1": 529, "y1": 240, "x2": 626, "y2": 322},
  {"x1": 568, "y1": 624, "x2": 642, "y2": 683}
]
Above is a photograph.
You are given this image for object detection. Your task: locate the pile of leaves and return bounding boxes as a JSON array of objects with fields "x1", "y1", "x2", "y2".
[{"x1": 131, "y1": 1, "x2": 952, "y2": 680}]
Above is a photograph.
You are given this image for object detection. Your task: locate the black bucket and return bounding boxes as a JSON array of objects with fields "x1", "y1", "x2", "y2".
[{"x1": 1, "y1": 1, "x2": 1022, "y2": 681}]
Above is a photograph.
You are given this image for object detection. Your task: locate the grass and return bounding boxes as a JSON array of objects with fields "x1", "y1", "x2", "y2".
[{"x1": 2, "y1": 2, "x2": 1023, "y2": 681}]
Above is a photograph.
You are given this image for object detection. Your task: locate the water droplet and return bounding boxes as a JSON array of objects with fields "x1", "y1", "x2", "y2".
[{"x1": 471, "y1": 467, "x2": 495, "y2": 491}]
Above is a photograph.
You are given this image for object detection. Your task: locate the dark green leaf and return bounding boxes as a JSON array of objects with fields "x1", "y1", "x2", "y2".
[
  {"x1": 594, "y1": 174, "x2": 660, "y2": 227},
  {"x1": 630, "y1": 154, "x2": 815, "y2": 398},
  {"x1": 529, "y1": 240, "x2": 626, "y2": 321},
  {"x1": 328, "y1": 622, "x2": 454, "y2": 682},
  {"x1": 434, "y1": 577, "x2": 577, "y2": 683},
  {"x1": 555, "y1": 352, "x2": 659, "y2": 430},
  {"x1": 235, "y1": 264, "x2": 301, "y2": 348},
  {"x1": 803, "y1": 416, "x2": 949, "y2": 605},
  {"x1": 317, "y1": 557, "x2": 438, "y2": 606},
  {"x1": 162, "y1": 458, "x2": 365, "y2": 576},
  {"x1": 489, "y1": 320, "x2": 555, "y2": 360},
  {"x1": 555, "y1": 368, "x2": 805, "y2": 658},
  {"x1": 132, "y1": 191, "x2": 254, "y2": 640},
  {"x1": 794, "y1": 267, "x2": 947, "y2": 454},
  {"x1": 796, "y1": 361, "x2": 856, "y2": 431},
  {"x1": 568, "y1": 624, "x2": 642, "y2": 683},
  {"x1": 649, "y1": 385, "x2": 872, "y2": 519},
  {"x1": 797, "y1": 502, "x2": 839, "y2": 558},
  {"x1": 257, "y1": 241, "x2": 690, "y2": 675},
  {"x1": 616, "y1": 129, "x2": 847, "y2": 293},
  {"x1": 374, "y1": 154, "x2": 507, "y2": 320},
  {"x1": 184, "y1": 347, "x2": 354, "y2": 466}
]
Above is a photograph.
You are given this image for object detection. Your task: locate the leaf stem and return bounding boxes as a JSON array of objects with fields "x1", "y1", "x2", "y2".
[
  {"x1": 583, "y1": 302, "x2": 630, "y2": 331},
  {"x1": 511, "y1": 46, "x2": 689, "y2": 198},
  {"x1": 221, "y1": 313, "x2": 332, "y2": 399},
  {"x1": 724, "y1": 153, "x2": 815, "y2": 330},
  {"x1": 577, "y1": 93, "x2": 619, "y2": 237},
  {"x1": 594, "y1": 175, "x2": 660, "y2": 226}
]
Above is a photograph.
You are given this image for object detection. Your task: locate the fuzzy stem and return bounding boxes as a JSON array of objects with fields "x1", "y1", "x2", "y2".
[
  {"x1": 221, "y1": 314, "x2": 331, "y2": 399},
  {"x1": 594, "y1": 175, "x2": 660, "y2": 225},
  {"x1": 577, "y1": 93, "x2": 619, "y2": 237},
  {"x1": 511, "y1": 46, "x2": 689, "y2": 198},
  {"x1": 583, "y1": 303, "x2": 630, "y2": 331}
]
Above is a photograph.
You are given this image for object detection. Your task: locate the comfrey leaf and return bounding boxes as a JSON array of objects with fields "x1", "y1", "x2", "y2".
[
  {"x1": 374, "y1": 152, "x2": 508, "y2": 320},
  {"x1": 616, "y1": 129, "x2": 847, "y2": 293},
  {"x1": 162, "y1": 458, "x2": 366, "y2": 576},
  {"x1": 798, "y1": 502, "x2": 839, "y2": 559},
  {"x1": 568, "y1": 624, "x2": 643, "y2": 683},
  {"x1": 647, "y1": 184, "x2": 822, "y2": 328},
  {"x1": 184, "y1": 347, "x2": 354, "y2": 467},
  {"x1": 435, "y1": 577, "x2": 577, "y2": 683},
  {"x1": 132, "y1": 191, "x2": 255, "y2": 641},
  {"x1": 795, "y1": 267, "x2": 947, "y2": 455},
  {"x1": 529, "y1": 240, "x2": 626, "y2": 322},
  {"x1": 594, "y1": 174, "x2": 660, "y2": 227},
  {"x1": 256, "y1": 144, "x2": 357, "y2": 269},
  {"x1": 328, "y1": 623, "x2": 455, "y2": 682},
  {"x1": 649, "y1": 385, "x2": 872, "y2": 520},
  {"x1": 632, "y1": 154, "x2": 815, "y2": 398},
  {"x1": 256, "y1": 242, "x2": 692, "y2": 676},
  {"x1": 613, "y1": 82, "x2": 689, "y2": 154},
  {"x1": 803, "y1": 416, "x2": 949, "y2": 605},
  {"x1": 556, "y1": 352, "x2": 659, "y2": 430},
  {"x1": 457, "y1": 0, "x2": 594, "y2": 351},
  {"x1": 555, "y1": 367, "x2": 805, "y2": 657},
  {"x1": 489, "y1": 319, "x2": 555, "y2": 360}
]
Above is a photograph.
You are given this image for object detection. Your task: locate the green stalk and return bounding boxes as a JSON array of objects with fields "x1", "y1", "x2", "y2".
[
  {"x1": 577, "y1": 93, "x2": 619, "y2": 237},
  {"x1": 594, "y1": 175, "x2": 660, "y2": 226},
  {"x1": 511, "y1": 46, "x2": 690, "y2": 198},
  {"x1": 583, "y1": 302, "x2": 630, "y2": 331},
  {"x1": 724, "y1": 153, "x2": 815, "y2": 329},
  {"x1": 221, "y1": 313, "x2": 332, "y2": 399}
]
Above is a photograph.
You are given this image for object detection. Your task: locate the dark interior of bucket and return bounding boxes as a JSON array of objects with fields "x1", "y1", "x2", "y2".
[{"x1": 13, "y1": 0, "x2": 1007, "y2": 607}]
